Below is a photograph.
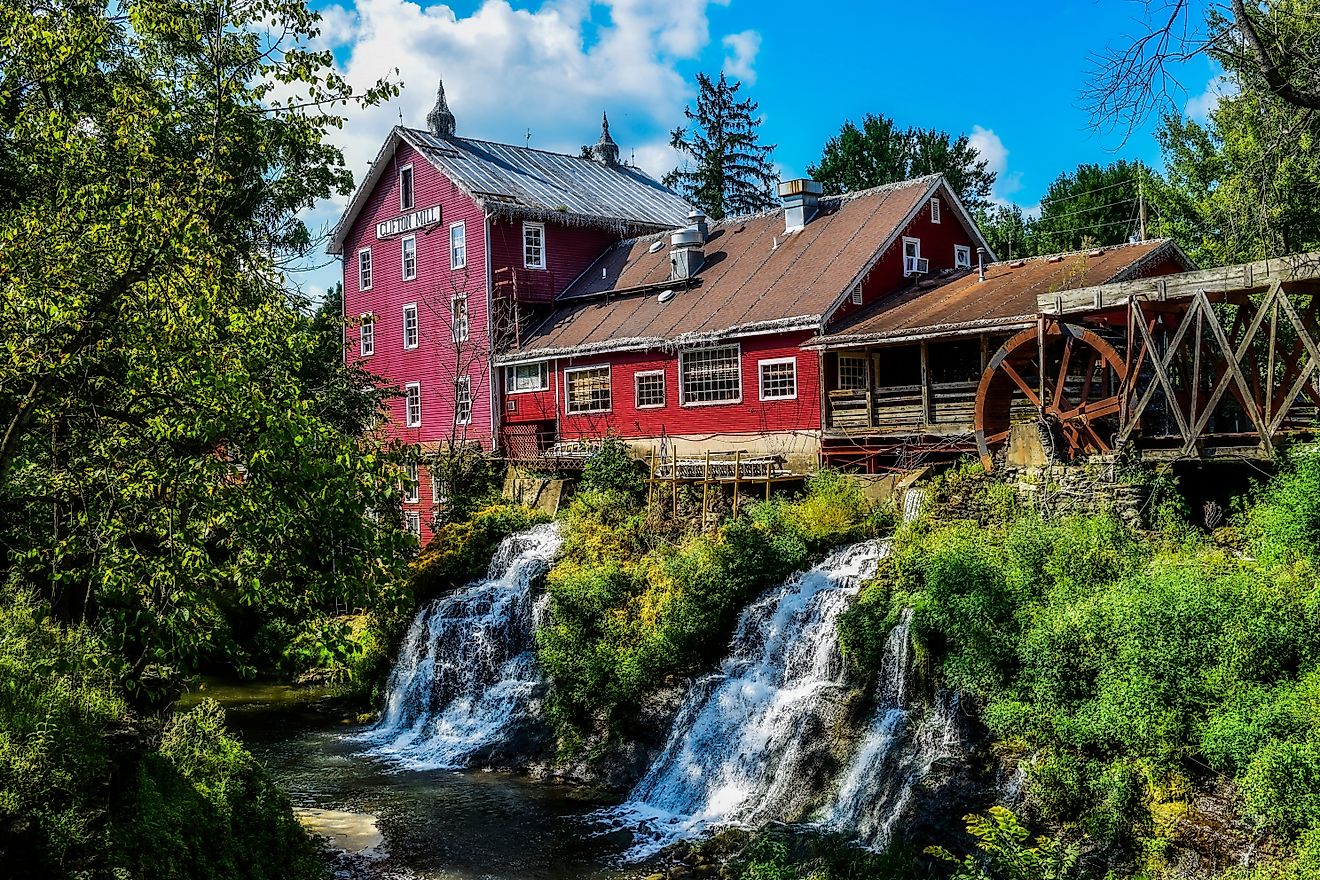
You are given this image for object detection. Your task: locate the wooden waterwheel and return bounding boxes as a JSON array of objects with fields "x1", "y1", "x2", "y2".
[{"x1": 974, "y1": 323, "x2": 1128, "y2": 470}]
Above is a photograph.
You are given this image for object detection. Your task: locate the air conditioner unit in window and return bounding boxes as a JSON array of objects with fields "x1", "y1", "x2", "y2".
[{"x1": 905, "y1": 256, "x2": 930, "y2": 276}]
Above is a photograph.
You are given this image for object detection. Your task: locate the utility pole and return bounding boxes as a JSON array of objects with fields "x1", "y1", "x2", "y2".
[{"x1": 1138, "y1": 172, "x2": 1148, "y2": 242}]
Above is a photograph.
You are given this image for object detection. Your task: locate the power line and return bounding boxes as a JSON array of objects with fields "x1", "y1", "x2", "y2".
[
  {"x1": 1038, "y1": 196, "x2": 1138, "y2": 223},
  {"x1": 1037, "y1": 175, "x2": 1141, "y2": 207}
]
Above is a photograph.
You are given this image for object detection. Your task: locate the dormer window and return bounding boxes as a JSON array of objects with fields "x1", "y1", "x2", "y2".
[{"x1": 399, "y1": 165, "x2": 414, "y2": 211}]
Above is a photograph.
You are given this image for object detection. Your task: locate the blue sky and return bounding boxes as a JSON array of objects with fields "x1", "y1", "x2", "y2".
[{"x1": 296, "y1": 0, "x2": 1223, "y2": 294}]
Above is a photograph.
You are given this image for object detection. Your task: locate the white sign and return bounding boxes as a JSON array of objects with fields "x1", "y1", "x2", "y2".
[{"x1": 376, "y1": 206, "x2": 442, "y2": 239}]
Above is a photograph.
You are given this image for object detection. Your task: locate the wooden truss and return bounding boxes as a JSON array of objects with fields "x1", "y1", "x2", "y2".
[{"x1": 1118, "y1": 280, "x2": 1320, "y2": 457}]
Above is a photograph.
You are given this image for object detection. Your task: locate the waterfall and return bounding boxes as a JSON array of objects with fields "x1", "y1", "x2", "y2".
[
  {"x1": 362, "y1": 522, "x2": 563, "y2": 769},
  {"x1": 818, "y1": 610, "x2": 963, "y2": 848},
  {"x1": 603, "y1": 540, "x2": 888, "y2": 856}
]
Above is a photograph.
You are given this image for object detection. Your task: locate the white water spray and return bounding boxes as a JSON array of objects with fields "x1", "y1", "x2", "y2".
[{"x1": 362, "y1": 523, "x2": 563, "y2": 769}]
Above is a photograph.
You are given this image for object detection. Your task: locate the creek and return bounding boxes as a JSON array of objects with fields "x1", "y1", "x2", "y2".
[{"x1": 225, "y1": 491, "x2": 953, "y2": 877}]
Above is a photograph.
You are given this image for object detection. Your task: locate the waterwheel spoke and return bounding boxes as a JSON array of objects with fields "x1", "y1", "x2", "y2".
[
  {"x1": 999, "y1": 360, "x2": 1042, "y2": 407},
  {"x1": 1053, "y1": 336, "x2": 1074, "y2": 408}
]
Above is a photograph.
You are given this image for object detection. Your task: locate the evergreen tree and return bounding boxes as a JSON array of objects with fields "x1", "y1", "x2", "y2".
[
  {"x1": 665, "y1": 72, "x2": 778, "y2": 220},
  {"x1": 808, "y1": 113, "x2": 996, "y2": 211}
]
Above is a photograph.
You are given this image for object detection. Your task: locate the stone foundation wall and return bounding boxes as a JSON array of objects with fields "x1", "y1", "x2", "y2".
[{"x1": 1003, "y1": 458, "x2": 1150, "y2": 528}]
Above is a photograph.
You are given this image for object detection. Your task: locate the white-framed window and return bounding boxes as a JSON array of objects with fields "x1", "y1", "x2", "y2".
[
  {"x1": 450, "y1": 221, "x2": 467, "y2": 270},
  {"x1": 680, "y1": 344, "x2": 741, "y2": 406},
  {"x1": 838, "y1": 354, "x2": 868, "y2": 390},
  {"x1": 930, "y1": 197, "x2": 941, "y2": 224},
  {"x1": 565, "y1": 365, "x2": 611, "y2": 413},
  {"x1": 506, "y1": 362, "x2": 549, "y2": 393},
  {"x1": 850, "y1": 286, "x2": 862, "y2": 306},
  {"x1": 451, "y1": 294, "x2": 469, "y2": 344},
  {"x1": 401, "y1": 235, "x2": 417, "y2": 281},
  {"x1": 455, "y1": 376, "x2": 472, "y2": 425},
  {"x1": 432, "y1": 469, "x2": 445, "y2": 505},
  {"x1": 360, "y1": 313, "x2": 374, "y2": 357},
  {"x1": 404, "y1": 510, "x2": 421, "y2": 537},
  {"x1": 399, "y1": 164, "x2": 414, "y2": 211},
  {"x1": 635, "y1": 371, "x2": 666, "y2": 409},
  {"x1": 358, "y1": 248, "x2": 372, "y2": 291},
  {"x1": 402, "y1": 303, "x2": 418, "y2": 349},
  {"x1": 903, "y1": 237, "x2": 923, "y2": 275},
  {"x1": 955, "y1": 244, "x2": 972, "y2": 269},
  {"x1": 403, "y1": 461, "x2": 419, "y2": 503},
  {"x1": 405, "y1": 382, "x2": 421, "y2": 427},
  {"x1": 523, "y1": 222, "x2": 545, "y2": 269},
  {"x1": 759, "y1": 358, "x2": 797, "y2": 401}
]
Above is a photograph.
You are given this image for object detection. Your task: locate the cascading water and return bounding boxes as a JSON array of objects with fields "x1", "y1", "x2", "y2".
[
  {"x1": 818, "y1": 487, "x2": 966, "y2": 850},
  {"x1": 603, "y1": 539, "x2": 888, "y2": 856},
  {"x1": 362, "y1": 522, "x2": 563, "y2": 769}
]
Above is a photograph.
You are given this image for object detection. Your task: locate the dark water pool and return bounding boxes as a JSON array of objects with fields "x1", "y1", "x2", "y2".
[{"x1": 226, "y1": 702, "x2": 646, "y2": 880}]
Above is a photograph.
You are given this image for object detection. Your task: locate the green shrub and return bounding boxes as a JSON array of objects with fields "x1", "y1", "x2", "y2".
[
  {"x1": 1245, "y1": 444, "x2": 1320, "y2": 565},
  {"x1": 114, "y1": 700, "x2": 322, "y2": 880},
  {"x1": 1240, "y1": 741, "x2": 1320, "y2": 836},
  {"x1": 538, "y1": 473, "x2": 878, "y2": 747},
  {"x1": 0, "y1": 596, "x2": 323, "y2": 880},
  {"x1": 581, "y1": 436, "x2": 647, "y2": 500},
  {"x1": 926, "y1": 807, "x2": 1080, "y2": 880}
]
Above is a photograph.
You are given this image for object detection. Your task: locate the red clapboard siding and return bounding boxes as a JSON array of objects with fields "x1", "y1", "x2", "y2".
[
  {"x1": 341, "y1": 142, "x2": 493, "y2": 545},
  {"x1": 487, "y1": 218, "x2": 621, "y2": 299},
  {"x1": 831, "y1": 187, "x2": 980, "y2": 323},
  {"x1": 504, "y1": 331, "x2": 822, "y2": 438},
  {"x1": 342, "y1": 142, "x2": 493, "y2": 451}
]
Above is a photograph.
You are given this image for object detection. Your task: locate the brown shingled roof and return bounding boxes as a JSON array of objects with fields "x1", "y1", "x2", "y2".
[
  {"x1": 811, "y1": 239, "x2": 1194, "y2": 348},
  {"x1": 499, "y1": 175, "x2": 951, "y2": 361}
]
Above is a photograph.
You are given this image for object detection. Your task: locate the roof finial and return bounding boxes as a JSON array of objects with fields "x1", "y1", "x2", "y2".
[
  {"x1": 427, "y1": 79, "x2": 456, "y2": 137},
  {"x1": 591, "y1": 110, "x2": 620, "y2": 166}
]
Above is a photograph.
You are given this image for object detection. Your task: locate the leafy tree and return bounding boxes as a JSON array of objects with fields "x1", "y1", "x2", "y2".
[
  {"x1": 1033, "y1": 161, "x2": 1148, "y2": 254},
  {"x1": 0, "y1": 0, "x2": 409, "y2": 701},
  {"x1": 807, "y1": 112, "x2": 996, "y2": 211},
  {"x1": 1088, "y1": 0, "x2": 1320, "y2": 135},
  {"x1": 1153, "y1": 87, "x2": 1320, "y2": 265},
  {"x1": 976, "y1": 204, "x2": 1038, "y2": 260},
  {"x1": 665, "y1": 72, "x2": 778, "y2": 220}
]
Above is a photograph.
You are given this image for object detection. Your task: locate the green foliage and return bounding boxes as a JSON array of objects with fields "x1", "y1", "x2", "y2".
[
  {"x1": 807, "y1": 112, "x2": 996, "y2": 211},
  {"x1": 1033, "y1": 161, "x2": 1149, "y2": 254},
  {"x1": 537, "y1": 476, "x2": 878, "y2": 748},
  {"x1": 1244, "y1": 445, "x2": 1320, "y2": 566},
  {"x1": 926, "y1": 807, "x2": 1081, "y2": 880},
  {"x1": 664, "y1": 72, "x2": 778, "y2": 220},
  {"x1": 0, "y1": 597, "x2": 321, "y2": 879},
  {"x1": 426, "y1": 447, "x2": 503, "y2": 524},
  {"x1": 846, "y1": 464, "x2": 1320, "y2": 863},
  {"x1": 581, "y1": 437, "x2": 647, "y2": 501},
  {"x1": 0, "y1": 0, "x2": 411, "y2": 702},
  {"x1": 116, "y1": 700, "x2": 321, "y2": 880}
]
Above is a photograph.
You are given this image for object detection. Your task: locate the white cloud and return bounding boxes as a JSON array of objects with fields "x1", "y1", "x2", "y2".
[
  {"x1": 721, "y1": 30, "x2": 761, "y2": 84},
  {"x1": 1186, "y1": 73, "x2": 1237, "y2": 120},
  {"x1": 968, "y1": 124, "x2": 1025, "y2": 211},
  {"x1": 287, "y1": 0, "x2": 738, "y2": 295}
]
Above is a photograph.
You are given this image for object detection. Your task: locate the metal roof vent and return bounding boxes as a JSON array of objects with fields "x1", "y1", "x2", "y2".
[
  {"x1": 687, "y1": 209, "x2": 708, "y2": 242},
  {"x1": 658, "y1": 289, "x2": 676, "y2": 304},
  {"x1": 670, "y1": 226, "x2": 704, "y2": 281},
  {"x1": 648, "y1": 240, "x2": 664, "y2": 254}
]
